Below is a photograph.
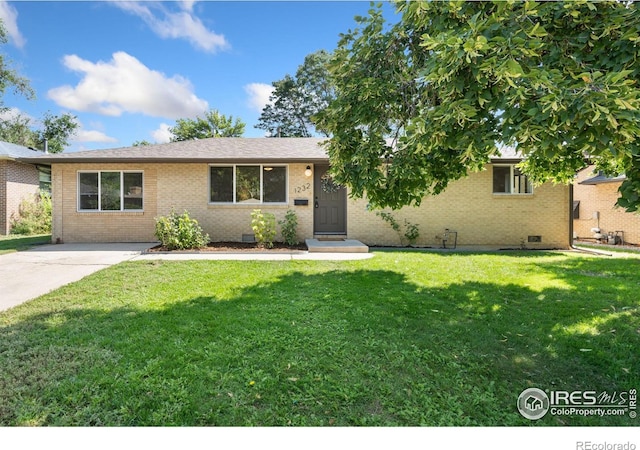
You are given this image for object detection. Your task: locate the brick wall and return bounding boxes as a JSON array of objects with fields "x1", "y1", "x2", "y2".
[
  {"x1": 53, "y1": 162, "x2": 570, "y2": 248},
  {"x1": 348, "y1": 165, "x2": 570, "y2": 249},
  {"x1": 573, "y1": 166, "x2": 640, "y2": 245},
  {"x1": 0, "y1": 160, "x2": 40, "y2": 235},
  {"x1": 53, "y1": 163, "x2": 315, "y2": 243}
]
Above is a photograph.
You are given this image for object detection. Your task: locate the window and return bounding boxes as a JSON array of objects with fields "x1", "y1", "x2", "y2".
[
  {"x1": 210, "y1": 165, "x2": 287, "y2": 204},
  {"x1": 493, "y1": 165, "x2": 533, "y2": 194},
  {"x1": 78, "y1": 171, "x2": 143, "y2": 211}
]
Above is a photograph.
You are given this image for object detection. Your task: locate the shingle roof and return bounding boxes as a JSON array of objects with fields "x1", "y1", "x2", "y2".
[
  {"x1": 0, "y1": 140, "x2": 46, "y2": 160},
  {"x1": 579, "y1": 172, "x2": 626, "y2": 185},
  {"x1": 19, "y1": 137, "x2": 330, "y2": 164}
]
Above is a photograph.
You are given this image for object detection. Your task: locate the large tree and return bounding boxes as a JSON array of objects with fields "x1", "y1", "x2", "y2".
[
  {"x1": 256, "y1": 50, "x2": 334, "y2": 137},
  {"x1": 0, "y1": 111, "x2": 78, "y2": 153},
  {"x1": 170, "y1": 109, "x2": 245, "y2": 141},
  {"x1": 0, "y1": 19, "x2": 34, "y2": 112},
  {"x1": 316, "y1": 1, "x2": 640, "y2": 210}
]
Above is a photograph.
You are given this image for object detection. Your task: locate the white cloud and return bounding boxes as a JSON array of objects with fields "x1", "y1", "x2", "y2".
[
  {"x1": 0, "y1": 107, "x2": 33, "y2": 122},
  {"x1": 0, "y1": 1, "x2": 26, "y2": 48},
  {"x1": 73, "y1": 129, "x2": 118, "y2": 144},
  {"x1": 244, "y1": 83, "x2": 274, "y2": 112},
  {"x1": 47, "y1": 51, "x2": 209, "y2": 119},
  {"x1": 151, "y1": 123, "x2": 173, "y2": 143},
  {"x1": 112, "y1": 1, "x2": 228, "y2": 53}
]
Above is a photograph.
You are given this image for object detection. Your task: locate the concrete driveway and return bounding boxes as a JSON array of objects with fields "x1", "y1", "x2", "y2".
[{"x1": 0, "y1": 243, "x2": 152, "y2": 312}]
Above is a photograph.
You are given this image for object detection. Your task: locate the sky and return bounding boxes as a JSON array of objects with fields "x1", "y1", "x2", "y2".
[{"x1": 0, "y1": 0, "x2": 396, "y2": 152}]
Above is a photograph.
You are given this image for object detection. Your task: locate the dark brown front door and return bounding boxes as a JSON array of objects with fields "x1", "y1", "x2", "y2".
[{"x1": 314, "y1": 165, "x2": 346, "y2": 234}]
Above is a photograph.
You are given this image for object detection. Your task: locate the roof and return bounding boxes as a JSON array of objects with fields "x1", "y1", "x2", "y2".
[
  {"x1": 579, "y1": 172, "x2": 626, "y2": 185},
  {"x1": 0, "y1": 140, "x2": 47, "y2": 160},
  {"x1": 19, "y1": 137, "x2": 330, "y2": 164}
]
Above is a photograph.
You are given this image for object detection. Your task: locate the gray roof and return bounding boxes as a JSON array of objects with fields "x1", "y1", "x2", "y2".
[
  {"x1": 0, "y1": 140, "x2": 47, "y2": 160},
  {"x1": 20, "y1": 137, "x2": 330, "y2": 164},
  {"x1": 579, "y1": 172, "x2": 626, "y2": 185}
]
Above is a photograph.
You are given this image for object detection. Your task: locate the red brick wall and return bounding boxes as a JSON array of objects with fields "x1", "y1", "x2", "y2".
[{"x1": 0, "y1": 160, "x2": 40, "y2": 235}]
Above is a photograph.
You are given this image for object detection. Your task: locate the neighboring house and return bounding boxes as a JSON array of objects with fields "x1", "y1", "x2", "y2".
[
  {"x1": 573, "y1": 165, "x2": 640, "y2": 245},
  {"x1": 0, "y1": 141, "x2": 50, "y2": 235},
  {"x1": 22, "y1": 138, "x2": 570, "y2": 248}
]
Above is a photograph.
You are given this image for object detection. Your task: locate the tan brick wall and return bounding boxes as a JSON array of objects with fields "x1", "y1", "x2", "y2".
[
  {"x1": 53, "y1": 162, "x2": 569, "y2": 248},
  {"x1": 573, "y1": 166, "x2": 640, "y2": 245},
  {"x1": 52, "y1": 163, "x2": 158, "y2": 243},
  {"x1": 0, "y1": 160, "x2": 40, "y2": 235},
  {"x1": 53, "y1": 163, "x2": 315, "y2": 243},
  {"x1": 348, "y1": 165, "x2": 570, "y2": 249}
]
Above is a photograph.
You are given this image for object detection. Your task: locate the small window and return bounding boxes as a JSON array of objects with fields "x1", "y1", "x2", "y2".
[
  {"x1": 493, "y1": 165, "x2": 533, "y2": 194},
  {"x1": 573, "y1": 201, "x2": 580, "y2": 219},
  {"x1": 78, "y1": 171, "x2": 143, "y2": 211},
  {"x1": 209, "y1": 165, "x2": 287, "y2": 204}
]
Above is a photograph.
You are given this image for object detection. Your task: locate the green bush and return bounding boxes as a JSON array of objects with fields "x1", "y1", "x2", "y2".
[
  {"x1": 154, "y1": 210, "x2": 209, "y2": 250},
  {"x1": 10, "y1": 191, "x2": 52, "y2": 235},
  {"x1": 251, "y1": 209, "x2": 276, "y2": 248},
  {"x1": 279, "y1": 209, "x2": 298, "y2": 246},
  {"x1": 375, "y1": 210, "x2": 420, "y2": 246}
]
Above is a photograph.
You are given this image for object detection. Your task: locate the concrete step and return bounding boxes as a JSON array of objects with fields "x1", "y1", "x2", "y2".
[{"x1": 305, "y1": 238, "x2": 369, "y2": 253}]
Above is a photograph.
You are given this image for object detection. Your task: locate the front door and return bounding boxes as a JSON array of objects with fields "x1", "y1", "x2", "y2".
[{"x1": 314, "y1": 165, "x2": 346, "y2": 234}]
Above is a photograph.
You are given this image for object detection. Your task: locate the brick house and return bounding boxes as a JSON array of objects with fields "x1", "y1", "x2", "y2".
[
  {"x1": 573, "y1": 165, "x2": 640, "y2": 245},
  {"x1": 0, "y1": 141, "x2": 49, "y2": 235},
  {"x1": 22, "y1": 138, "x2": 571, "y2": 249}
]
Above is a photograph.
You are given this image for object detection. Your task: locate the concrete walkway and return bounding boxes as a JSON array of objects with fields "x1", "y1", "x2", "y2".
[{"x1": 0, "y1": 243, "x2": 373, "y2": 312}]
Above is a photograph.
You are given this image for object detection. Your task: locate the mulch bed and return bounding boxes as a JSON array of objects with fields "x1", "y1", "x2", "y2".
[{"x1": 148, "y1": 241, "x2": 308, "y2": 253}]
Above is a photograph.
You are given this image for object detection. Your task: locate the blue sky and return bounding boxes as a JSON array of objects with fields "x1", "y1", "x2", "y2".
[{"x1": 0, "y1": 1, "x2": 396, "y2": 152}]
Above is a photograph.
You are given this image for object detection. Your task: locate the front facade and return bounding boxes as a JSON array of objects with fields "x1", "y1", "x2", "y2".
[
  {"x1": 26, "y1": 138, "x2": 571, "y2": 249},
  {"x1": 573, "y1": 166, "x2": 640, "y2": 245},
  {"x1": 0, "y1": 141, "x2": 47, "y2": 235}
]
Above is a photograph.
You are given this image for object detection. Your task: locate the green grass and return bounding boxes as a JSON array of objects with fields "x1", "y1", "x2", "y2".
[
  {"x1": 0, "y1": 251, "x2": 638, "y2": 426},
  {"x1": 0, "y1": 234, "x2": 51, "y2": 255}
]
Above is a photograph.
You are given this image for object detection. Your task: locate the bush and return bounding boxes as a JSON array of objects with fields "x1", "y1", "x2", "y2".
[
  {"x1": 279, "y1": 209, "x2": 298, "y2": 246},
  {"x1": 10, "y1": 191, "x2": 52, "y2": 235},
  {"x1": 251, "y1": 209, "x2": 276, "y2": 248},
  {"x1": 375, "y1": 210, "x2": 420, "y2": 246},
  {"x1": 154, "y1": 210, "x2": 209, "y2": 250}
]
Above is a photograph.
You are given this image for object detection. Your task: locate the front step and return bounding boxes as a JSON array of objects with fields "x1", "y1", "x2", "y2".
[
  {"x1": 305, "y1": 238, "x2": 369, "y2": 253},
  {"x1": 313, "y1": 234, "x2": 347, "y2": 241}
]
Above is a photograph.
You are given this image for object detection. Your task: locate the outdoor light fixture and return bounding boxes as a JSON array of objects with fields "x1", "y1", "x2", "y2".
[{"x1": 305, "y1": 166, "x2": 312, "y2": 177}]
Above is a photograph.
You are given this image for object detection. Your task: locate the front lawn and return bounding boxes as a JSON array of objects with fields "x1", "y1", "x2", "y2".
[
  {"x1": 0, "y1": 251, "x2": 638, "y2": 426},
  {"x1": 0, "y1": 234, "x2": 51, "y2": 255}
]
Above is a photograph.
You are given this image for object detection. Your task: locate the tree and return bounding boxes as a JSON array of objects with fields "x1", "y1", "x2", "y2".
[
  {"x1": 170, "y1": 109, "x2": 245, "y2": 141},
  {"x1": 0, "y1": 20, "x2": 34, "y2": 112},
  {"x1": 316, "y1": 1, "x2": 640, "y2": 210},
  {"x1": 132, "y1": 140, "x2": 152, "y2": 146},
  {"x1": 256, "y1": 50, "x2": 334, "y2": 137},
  {"x1": 0, "y1": 111, "x2": 78, "y2": 153}
]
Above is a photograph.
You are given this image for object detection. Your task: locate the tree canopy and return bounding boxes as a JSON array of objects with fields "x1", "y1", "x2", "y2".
[
  {"x1": 256, "y1": 50, "x2": 334, "y2": 137},
  {"x1": 170, "y1": 109, "x2": 245, "y2": 141},
  {"x1": 316, "y1": 1, "x2": 640, "y2": 210},
  {"x1": 0, "y1": 20, "x2": 34, "y2": 112},
  {"x1": 0, "y1": 111, "x2": 78, "y2": 153}
]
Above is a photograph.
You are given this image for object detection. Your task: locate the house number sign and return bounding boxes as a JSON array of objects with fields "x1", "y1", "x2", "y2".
[{"x1": 293, "y1": 183, "x2": 311, "y2": 194}]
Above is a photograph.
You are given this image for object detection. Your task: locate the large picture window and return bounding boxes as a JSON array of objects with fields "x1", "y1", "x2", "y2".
[
  {"x1": 210, "y1": 165, "x2": 287, "y2": 204},
  {"x1": 78, "y1": 171, "x2": 143, "y2": 211},
  {"x1": 493, "y1": 165, "x2": 533, "y2": 195}
]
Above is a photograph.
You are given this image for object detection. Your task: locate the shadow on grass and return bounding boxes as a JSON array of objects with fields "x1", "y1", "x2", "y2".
[{"x1": 0, "y1": 259, "x2": 638, "y2": 426}]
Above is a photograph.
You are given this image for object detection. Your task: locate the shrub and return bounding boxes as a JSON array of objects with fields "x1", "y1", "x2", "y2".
[
  {"x1": 279, "y1": 209, "x2": 298, "y2": 246},
  {"x1": 251, "y1": 209, "x2": 276, "y2": 248},
  {"x1": 154, "y1": 210, "x2": 209, "y2": 250},
  {"x1": 10, "y1": 191, "x2": 52, "y2": 235},
  {"x1": 375, "y1": 211, "x2": 420, "y2": 246}
]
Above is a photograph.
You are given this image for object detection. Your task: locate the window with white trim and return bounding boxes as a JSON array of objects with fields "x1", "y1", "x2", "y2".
[
  {"x1": 78, "y1": 171, "x2": 143, "y2": 211},
  {"x1": 493, "y1": 165, "x2": 533, "y2": 194},
  {"x1": 210, "y1": 165, "x2": 287, "y2": 204}
]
